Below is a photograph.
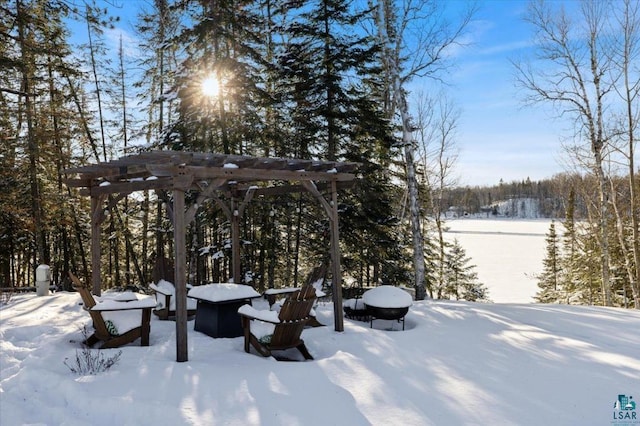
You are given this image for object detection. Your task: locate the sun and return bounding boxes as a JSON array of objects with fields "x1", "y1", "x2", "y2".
[{"x1": 201, "y1": 74, "x2": 220, "y2": 98}]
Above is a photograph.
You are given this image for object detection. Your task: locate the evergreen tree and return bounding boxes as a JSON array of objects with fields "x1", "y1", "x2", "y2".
[
  {"x1": 443, "y1": 239, "x2": 489, "y2": 302},
  {"x1": 572, "y1": 225, "x2": 604, "y2": 305},
  {"x1": 535, "y1": 221, "x2": 562, "y2": 303},
  {"x1": 169, "y1": 0, "x2": 269, "y2": 155},
  {"x1": 339, "y1": 98, "x2": 408, "y2": 287},
  {"x1": 135, "y1": 0, "x2": 181, "y2": 146},
  {"x1": 270, "y1": 0, "x2": 404, "y2": 285},
  {"x1": 277, "y1": 0, "x2": 375, "y2": 161},
  {"x1": 0, "y1": 0, "x2": 94, "y2": 287},
  {"x1": 134, "y1": 0, "x2": 183, "y2": 281},
  {"x1": 560, "y1": 188, "x2": 579, "y2": 303}
]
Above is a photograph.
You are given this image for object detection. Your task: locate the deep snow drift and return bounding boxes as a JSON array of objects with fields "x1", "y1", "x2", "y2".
[{"x1": 1, "y1": 292, "x2": 639, "y2": 426}]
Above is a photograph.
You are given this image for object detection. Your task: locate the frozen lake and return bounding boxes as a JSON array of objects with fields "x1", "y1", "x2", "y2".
[{"x1": 443, "y1": 218, "x2": 554, "y2": 303}]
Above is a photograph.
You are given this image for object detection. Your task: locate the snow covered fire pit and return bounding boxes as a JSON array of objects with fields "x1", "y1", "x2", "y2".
[{"x1": 362, "y1": 285, "x2": 413, "y2": 330}]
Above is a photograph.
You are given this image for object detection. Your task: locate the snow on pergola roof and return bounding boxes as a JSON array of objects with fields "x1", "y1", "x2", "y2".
[{"x1": 64, "y1": 150, "x2": 359, "y2": 195}]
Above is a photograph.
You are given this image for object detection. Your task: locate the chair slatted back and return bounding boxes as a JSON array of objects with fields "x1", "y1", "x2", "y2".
[
  {"x1": 306, "y1": 264, "x2": 327, "y2": 293},
  {"x1": 69, "y1": 272, "x2": 112, "y2": 339},
  {"x1": 270, "y1": 285, "x2": 316, "y2": 348}
]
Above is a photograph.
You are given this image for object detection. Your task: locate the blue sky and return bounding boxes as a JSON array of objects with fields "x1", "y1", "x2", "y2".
[
  {"x1": 420, "y1": 0, "x2": 569, "y2": 187},
  {"x1": 87, "y1": 0, "x2": 570, "y2": 187}
]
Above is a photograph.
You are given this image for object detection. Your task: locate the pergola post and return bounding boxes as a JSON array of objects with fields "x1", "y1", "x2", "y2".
[
  {"x1": 329, "y1": 180, "x2": 344, "y2": 332},
  {"x1": 173, "y1": 170, "x2": 192, "y2": 362},
  {"x1": 301, "y1": 179, "x2": 344, "y2": 332},
  {"x1": 231, "y1": 196, "x2": 241, "y2": 283},
  {"x1": 90, "y1": 194, "x2": 105, "y2": 295}
]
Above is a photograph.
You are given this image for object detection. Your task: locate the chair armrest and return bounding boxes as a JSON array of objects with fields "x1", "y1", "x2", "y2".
[
  {"x1": 150, "y1": 283, "x2": 193, "y2": 293},
  {"x1": 91, "y1": 297, "x2": 158, "y2": 312},
  {"x1": 238, "y1": 304, "x2": 280, "y2": 324},
  {"x1": 263, "y1": 287, "x2": 299, "y2": 296},
  {"x1": 149, "y1": 283, "x2": 172, "y2": 296}
]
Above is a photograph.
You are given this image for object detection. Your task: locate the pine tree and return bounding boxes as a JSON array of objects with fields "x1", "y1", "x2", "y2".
[
  {"x1": 338, "y1": 103, "x2": 409, "y2": 287},
  {"x1": 535, "y1": 221, "x2": 562, "y2": 303},
  {"x1": 444, "y1": 239, "x2": 489, "y2": 302},
  {"x1": 269, "y1": 0, "x2": 404, "y2": 286},
  {"x1": 1, "y1": 0, "x2": 83, "y2": 286},
  {"x1": 572, "y1": 226, "x2": 605, "y2": 305},
  {"x1": 135, "y1": 0, "x2": 181, "y2": 146},
  {"x1": 277, "y1": 0, "x2": 376, "y2": 161},
  {"x1": 169, "y1": 0, "x2": 269, "y2": 155}
]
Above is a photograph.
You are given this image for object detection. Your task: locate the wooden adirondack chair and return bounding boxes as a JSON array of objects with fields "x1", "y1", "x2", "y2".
[
  {"x1": 305, "y1": 263, "x2": 327, "y2": 327},
  {"x1": 149, "y1": 280, "x2": 197, "y2": 320},
  {"x1": 70, "y1": 272, "x2": 153, "y2": 349},
  {"x1": 262, "y1": 264, "x2": 327, "y2": 326},
  {"x1": 239, "y1": 285, "x2": 316, "y2": 360}
]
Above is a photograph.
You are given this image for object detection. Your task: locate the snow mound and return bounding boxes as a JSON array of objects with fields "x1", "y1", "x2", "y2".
[{"x1": 362, "y1": 285, "x2": 413, "y2": 308}]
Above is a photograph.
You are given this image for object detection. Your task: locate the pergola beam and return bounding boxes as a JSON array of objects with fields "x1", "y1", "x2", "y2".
[{"x1": 147, "y1": 164, "x2": 355, "y2": 183}]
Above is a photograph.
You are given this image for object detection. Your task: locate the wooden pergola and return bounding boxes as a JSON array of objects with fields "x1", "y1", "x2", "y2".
[{"x1": 64, "y1": 150, "x2": 358, "y2": 362}]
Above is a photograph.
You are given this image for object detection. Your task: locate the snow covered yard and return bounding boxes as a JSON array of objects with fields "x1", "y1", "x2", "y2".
[{"x1": 1, "y1": 292, "x2": 639, "y2": 426}]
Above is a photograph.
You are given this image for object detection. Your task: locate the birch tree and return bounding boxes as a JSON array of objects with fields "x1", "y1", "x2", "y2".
[
  {"x1": 371, "y1": 0, "x2": 474, "y2": 300},
  {"x1": 514, "y1": 0, "x2": 615, "y2": 305},
  {"x1": 415, "y1": 92, "x2": 459, "y2": 298},
  {"x1": 610, "y1": 0, "x2": 640, "y2": 308}
]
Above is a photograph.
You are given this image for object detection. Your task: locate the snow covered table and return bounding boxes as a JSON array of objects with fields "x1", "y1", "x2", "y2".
[
  {"x1": 188, "y1": 283, "x2": 261, "y2": 338},
  {"x1": 362, "y1": 285, "x2": 413, "y2": 330}
]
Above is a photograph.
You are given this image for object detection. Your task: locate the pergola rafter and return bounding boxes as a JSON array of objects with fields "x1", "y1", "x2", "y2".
[{"x1": 64, "y1": 150, "x2": 358, "y2": 362}]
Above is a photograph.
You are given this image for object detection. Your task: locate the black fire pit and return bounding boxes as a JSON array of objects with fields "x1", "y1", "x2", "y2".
[
  {"x1": 365, "y1": 305, "x2": 409, "y2": 330},
  {"x1": 362, "y1": 286, "x2": 412, "y2": 331}
]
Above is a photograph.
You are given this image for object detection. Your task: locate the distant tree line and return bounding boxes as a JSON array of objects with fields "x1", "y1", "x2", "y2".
[
  {"x1": 447, "y1": 170, "x2": 640, "y2": 308},
  {"x1": 441, "y1": 174, "x2": 595, "y2": 219},
  {"x1": 447, "y1": 1, "x2": 640, "y2": 310}
]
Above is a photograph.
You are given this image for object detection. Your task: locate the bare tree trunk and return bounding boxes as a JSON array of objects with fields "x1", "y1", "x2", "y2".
[
  {"x1": 595, "y1": 164, "x2": 612, "y2": 306},
  {"x1": 373, "y1": 0, "x2": 473, "y2": 300},
  {"x1": 17, "y1": 0, "x2": 45, "y2": 266},
  {"x1": 400, "y1": 107, "x2": 427, "y2": 300},
  {"x1": 416, "y1": 93, "x2": 459, "y2": 299},
  {"x1": 616, "y1": 0, "x2": 640, "y2": 308},
  {"x1": 115, "y1": 35, "x2": 132, "y2": 287},
  {"x1": 515, "y1": 0, "x2": 613, "y2": 305},
  {"x1": 86, "y1": 7, "x2": 108, "y2": 162},
  {"x1": 587, "y1": 2, "x2": 612, "y2": 306},
  {"x1": 47, "y1": 51, "x2": 72, "y2": 289}
]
